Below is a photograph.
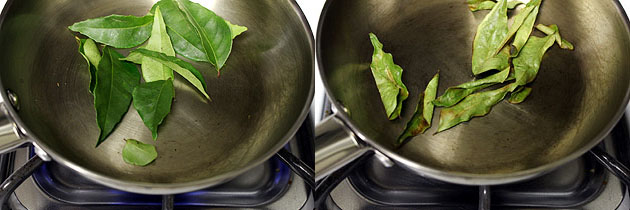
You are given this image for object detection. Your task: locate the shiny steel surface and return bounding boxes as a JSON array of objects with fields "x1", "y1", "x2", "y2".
[
  {"x1": 317, "y1": 0, "x2": 630, "y2": 184},
  {"x1": 0, "y1": 0, "x2": 314, "y2": 194}
]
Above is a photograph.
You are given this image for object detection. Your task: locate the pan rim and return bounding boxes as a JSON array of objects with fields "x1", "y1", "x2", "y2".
[
  {"x1": 315, "y1": 0, "x2": 630, "y2": 185},
  {"x1": 0, "y1": 0, "x2": 315, "y2": 194}
]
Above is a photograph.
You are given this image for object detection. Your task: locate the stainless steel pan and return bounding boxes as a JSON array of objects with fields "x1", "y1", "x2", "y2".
[
  {"x1": 0, "y1": 0, "x2": 314, "y2": 195},
  {"x1": 315, "y1": 0, "x2": 630, "y2": 187}
]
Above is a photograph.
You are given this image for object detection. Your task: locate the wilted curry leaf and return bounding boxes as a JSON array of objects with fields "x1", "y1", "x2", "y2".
[
  {"x1": 472, "y1": 0, "x2": 509, "y2": 75},
  {"x1": 536, "y1": 24, "x2": 574, "y2": 50},
  {"x1": 95, "y1": 47, "x2": 141, "y2": 146},
  {"x1": 133, "y1": 79, "x2": 174, "y2": 140},
  {"x1": 68, "y1": 15, "x2": 153, "y2": 48},
  {"x1": 434, "y1": 67, "x2": 509, "y2": 107},
  {"x1": 122, "y1": 139, "x2": 157, "y2": 166},
  {"x1": 508, "y1": 86, "x2": 532, "y2": 103},
  {"x1": 437, "y1": 83, "x2": 518, "y2": 132},
  {"x1": 513, "y1": 34, "x2": 556, "y2": 86},
  {"x1": 509, "y1": 2, "x2": 540, "y2": 57},
  {"x1": 397, "y1": 73, "x2": 439, "y2": 145},
  {"x1": 467, "y1": 0, "x2": 523, "y2": 11},
  {"x1": 227, "y1": 20, "x2": 248, "y2": 39},
  {"x1": 122, "y1": 48, "x2": 210, "y2": 100},
  {"x1": 142, "y1": 6, "x2": 175, "y2": 83},
  {"x1": 369, "y1": 33, "x2": 409, "y2": 120},
  {"x1": 76, "y1": 38, "x2": 101, "y2": 94}
]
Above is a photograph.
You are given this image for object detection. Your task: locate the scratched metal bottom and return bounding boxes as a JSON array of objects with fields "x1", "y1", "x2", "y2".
[{"x1": 322, "y1": 114, "x2": 630, "y2": 210}]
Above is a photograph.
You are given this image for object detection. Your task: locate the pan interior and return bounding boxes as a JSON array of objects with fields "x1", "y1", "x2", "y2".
[
  {"x1": 0, "y1": 0, "x2": 312, "y2": 184},
  {"x1": 319, "y1": 0, "x2": 630, "y2": 175}
]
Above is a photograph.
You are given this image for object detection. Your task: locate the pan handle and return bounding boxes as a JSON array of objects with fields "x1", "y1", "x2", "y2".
[
  {"x1": 589, "y1": 146, "x2": 630, "y2": 186},
  {"x1": 315, "y1": 114, "x2": 371, "y2": 182},
  {"x1": 0, "y1": 102, "x2": 27, "y2": 154}
]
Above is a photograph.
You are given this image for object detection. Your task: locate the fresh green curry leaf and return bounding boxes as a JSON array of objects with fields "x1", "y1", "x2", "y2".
[
  {"x1": 471, "y1": 0, "x2": 509, "y2": 75},
  {"x1": 536, "y1": 24, "x2": 574, "y2": 50},
  {"x1": 437, "y1": 83, "x2": 518, "y2": 132},
  {"x1": 95, "y1": 47, "x2": 141, "y2": 146},
  {"x1": 68, "y1": 15, "x2": 153, "y2": 48},
  {"x1": 369, "y1": 33, "x2": 409, "y2": 120},
  {"x1": 142, "y1": 6, "x2": 175, "y2": 83},
  {"x1": 122, "y1": 48, "x2": 210, "y2": 100},
  {"x1": 226, "y1": 20, "x2": 248, "y2": 39},
  {"x1": 434, "y1": 67, "x2": 510, "y2": 107},
  {"x1": 133, "y1": 79, "x2": 174, "y2": 140},
  {"x1": 177, "y1": 0, "x2": 232, "y2": 74},
  {"x1": 513, "y1": 34, "x2": 556, "y2": 86},
  {"x1": 122, "y1": 139, "x2": 157, "y2": 166},
  {"x1": 155, "y1": 0, "x2": 233, "y2": 75},
  {"x1": 467, "y1": 0, "x2": 523, "y2": 11},
  {"x1": 508, "y1": 86, "x2": 532, "y2": 103},
  {"x1": 153, "y1": 0, "x2": 206, "y2": 62},
  {"x1": 397, "y1": 73, "x2": 439, "y2": 145},
  {"x1": 76, "y1": 38, "x2": 101, "y2": 94}
]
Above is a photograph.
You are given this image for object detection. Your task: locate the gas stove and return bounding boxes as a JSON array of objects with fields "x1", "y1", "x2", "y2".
[
  {"x1": 0, "y1": 122, "x2": 312, "y2": 210},
  {"x1": 315, "y1": 97, "x2": 630, "y2": 210}
]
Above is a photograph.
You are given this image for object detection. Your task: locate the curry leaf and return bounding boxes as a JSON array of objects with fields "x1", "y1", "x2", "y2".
[
  {"x1": 369, "y1": 33, "x2": 409, "y2": 120},
  {"x1": 467, "y1": 0, "x2": 523, "y2": 11},
  {"x1": 437, "y1": 83, "x2": 518, "y2": 132},
  {"x1": 508, "y1": 86, "x2": 532, "y2": 103},
  {"x1": 471, "y1": 0, "x2": 509, "y2": 75},
  {"x1": 95, "y1": 47, "x2": 141, "y2": 146},
  {"x1": 122, "y1": 139, "x2": 157, "y2": 166},
  {"x1": 152, "y1": 0, "x2": 206, "y2": 62},
  {"x1": 227, "y1": 20, "x2": 248, "y2": 39},
  {"x1": 133, "y1": 79, "x2": 174, "y2": 140},
  {"x1": 68, "y1": 15, "x2": 153, "y2": 48},
  {"x1": 76, "y1": 38, "x2": 101, "y2": 94},
  {"x1": 510, "y1": 2, "x2": 540, "y2": 57},
  {"x1": 434, "y1": 67, "x2": 510, "y2": 107},
  {"x1": 156, "y1": 0, "x2": 233, "y2": 74},
  {"x1": 177, "y1": 0, "x2": 232, "y2": 74},
  {"x1": 513, "y1": 34, "x2": 556, "y2": 86},
  {"x1": 142, "y1": 6, "x2": 175, "y2": 83},
  {"x1": 122, "y1": 48, "x2": 210, "y2": 100},
  {"x1": 397, "y1": 73, "x2": 439, "y2": 145},
  {"x1": 536, "y1": 24, "x2": 574, "y2": 50}
]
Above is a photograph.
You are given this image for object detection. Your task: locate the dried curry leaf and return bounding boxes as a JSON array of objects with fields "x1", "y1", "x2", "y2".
[
  {"x1": 513, "y1": 34, "x2": 556, "y2": 86},
  {"x1": 132, "y1": 79, "x2": 174, "y2": 140},
  {"x1": 141, "y1": 6, "x2": 175, "y2": 83},
  {"x1": 471, "y1": 0, "x2": 509, "y2": 75},
  {"x1": 122, "y1": 139, "x2": 157, "y2": 166},
  {"x1": 68, "y1": 15, "x2": 153, "y2": 48},
  {"x1": 122, "y1": 48, "x2": 210, "y2": 100},
  {"x1": 369, "y1": 33, "x2": 409, "y2": 120},
  {"x1": 95, "y1": 47, "x2": 141, "y2": 146},
  {"x1": 536, "y1": 24, "x2": 574, "y2": 50},
  {"x1": 508, "y1": 0, "x2": 541, "y2": 57},
  {"x1": 437, "y1": 83, "x2": 518, "y2": 132},
  {"x1": 434, "y1": 67, "x2": 510, "y2": 107},
  {"x1": 508, "y1": 86, "x2": 532, "y2": 103},
  {"x1": 467, "y1": 0, "x2": 524, "y2": 11},
  {"x1": 76, "y1": 38, "x2": 101, "y2": 94},
  {"x1": 397, "y1": 73, "x2": 439, "y2": 145}
]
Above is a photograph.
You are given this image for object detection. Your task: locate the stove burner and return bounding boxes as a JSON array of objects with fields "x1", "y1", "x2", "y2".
[{"x1": 30, "y1": 147, "x2": 291, "y2": 207}]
